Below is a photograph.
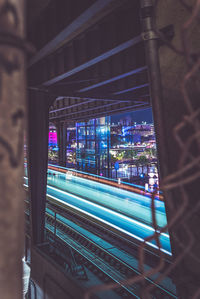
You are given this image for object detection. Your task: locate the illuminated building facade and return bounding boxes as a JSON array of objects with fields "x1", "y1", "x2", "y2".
[
  {"x1": 76, "y1": 117, "x2": 111, "y2": 176},
  {"x1": 49, "y1": 126, "x2": 57, "y2": 147}
]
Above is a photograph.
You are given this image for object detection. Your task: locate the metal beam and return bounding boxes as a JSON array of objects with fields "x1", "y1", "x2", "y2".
[
  {"x1": 49, "y1": 102, "x2": 149, "y2": 124},
  {"x1": 56, "y1": 95, "x2": 136, "y2": 102},
  {"x1": 113, "y1": 83, "x2": 149, "y2": 95},
  {"x1": 68, "y1": 103, "x2": 149, "y2": 121},
  {"x1": 49, "y1": 101, "x2": 149, "y2": 121},
  {"x1": 78, "y1": 66, "x2": 147, "y2": 93},
  {"x1": 50, "y1": 94, "x2": 150, "y2": 114},
  {"x1": 50, "y1": 99, "x2": 94, "y2": 113},
  {"x1": 50, "y1": 100, "x2": 122, "y2": 120},
  {"x1": 42, "y1": 36, "x2": 142, "y2": 87},
  {"x1": 29, "y1": 0, "x2": 124, "y2": 67},
  {"x1": 76, "y1": 94, "x2": 150, "y2": 103},
  {"x1": 54, "y1": 95, "x2": 132, "y2": 102}
]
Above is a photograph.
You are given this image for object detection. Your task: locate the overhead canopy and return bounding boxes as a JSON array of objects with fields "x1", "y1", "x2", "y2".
[{"x1": 28, "y1": 0, "x2": 150, "y2": 123}]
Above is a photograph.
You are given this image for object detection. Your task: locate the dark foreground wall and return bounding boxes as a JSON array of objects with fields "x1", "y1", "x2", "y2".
[{"x1": 0, "y1": 0, "x2": 26, "y2": 298}]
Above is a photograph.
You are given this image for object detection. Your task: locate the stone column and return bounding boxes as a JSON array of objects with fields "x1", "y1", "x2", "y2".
[{"x1": 0, "y1": 0, "x2": 26, "y2": 298}]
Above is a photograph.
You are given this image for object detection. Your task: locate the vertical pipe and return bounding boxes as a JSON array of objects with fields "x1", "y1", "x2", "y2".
[
  {"x1": 140, "y1": 1, "x2": 189, "y2": 297},
  {"x1": 140, "y1": 0, "x2": 169, "y2": 179},
  {"x1": 141, "y1": 1, "x2": 200, "y2": 297},
  {"x1": 140, "y1": 2, "x2": 176, "y2": 251},
  {"x1": 0, "y1": 0, "x2": 26, "y2": 298}
]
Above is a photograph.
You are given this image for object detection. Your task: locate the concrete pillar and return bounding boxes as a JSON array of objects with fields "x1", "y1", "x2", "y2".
[
  {"x1": 27, "y1": 91, "x2": 49, "y2": 245},
  {"x1": 0, "y1": 0, "x2": 26, "y2": 298},
  {"x1": 143, "y1": 0, "x2": 200, "y2": 297}
]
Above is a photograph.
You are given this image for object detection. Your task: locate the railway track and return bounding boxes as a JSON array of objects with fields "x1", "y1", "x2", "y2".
[
  {"x1": 46, "y1": 195, "x2": 171, "y2": 262},
  {"x1": 44, "y1": 211, "x2": 176, "y2": 298},
  {"x1": 25, "y1": 194, "x2": 176, "y2": 299}
]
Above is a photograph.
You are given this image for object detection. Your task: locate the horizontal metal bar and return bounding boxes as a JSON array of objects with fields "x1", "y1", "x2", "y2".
[
  {"x1": 113, "y1": 83, "x2": 149, "y2": 95},
  {"x1": 42, "y1": 36, "x2": 142, "y2": 87},
  {"x1": 50, "y1": 99, "x2": 95, "y2": 113},
  {"x1": 54, "y1": 95, "x2": 132, "y2": 102},
  {"x1": 50, "y1": 94, "x2": 150, "y2": 114},
  {"x1": 78, "y1": 94, "x2": 150, "y2": 103},
  {"x1": 68, "y1": 103, "x2": 150, "y2": 121},
  {"x1": 50, "y1": 98, "x2": 149, "y2": 114},
  {"x1": 78, "y1": 66, "x2": 147, "y2": 93},
  {"x1": 49, "y1": 102, "x2": 149, "y2": 121},
  {"x1": 50, "y1": 100, "x2": 122, "y2": 119},
  {"x1": 50, "y1": 103, "x2": 150, "y2": 123}
]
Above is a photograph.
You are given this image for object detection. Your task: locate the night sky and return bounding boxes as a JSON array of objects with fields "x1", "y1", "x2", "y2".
[{"x1": 111, "y1": 107, "x2": 153, "y2": 124}]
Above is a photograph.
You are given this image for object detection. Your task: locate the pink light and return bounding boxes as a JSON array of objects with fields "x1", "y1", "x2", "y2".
[{"x1": 49, "y1": 131, "x2": 57, "y2": 145}]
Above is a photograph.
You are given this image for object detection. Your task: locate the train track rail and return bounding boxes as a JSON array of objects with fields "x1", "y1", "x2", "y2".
[
  {"x1": 46, "y1": 194, "x2": 171, "y2": 262},
  {"x1": 24, "y1": 192, "x2": 176, "y2": 298},
  {"x1": 44, "y1": 211, "x2": 176, "y2": 298}
]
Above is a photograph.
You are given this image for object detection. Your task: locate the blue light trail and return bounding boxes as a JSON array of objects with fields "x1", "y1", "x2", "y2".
[{"x1": 24, "y1": 165, "x2": 172, "y2": 255}]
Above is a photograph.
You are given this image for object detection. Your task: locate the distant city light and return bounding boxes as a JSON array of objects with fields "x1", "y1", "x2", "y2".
[{"x1": 48, "y1": 111, "x2": 158, "y2": 188}]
